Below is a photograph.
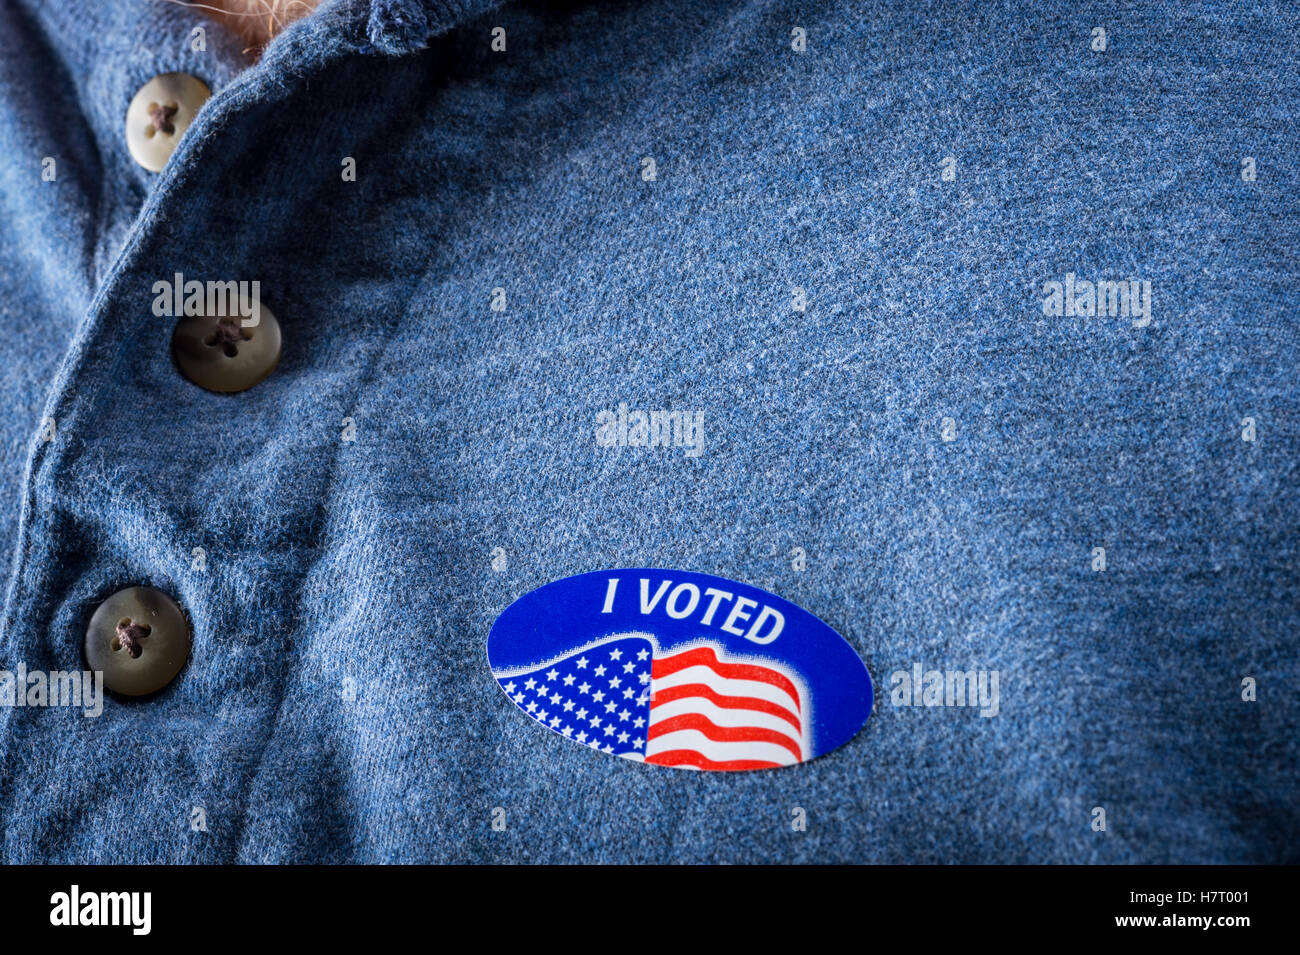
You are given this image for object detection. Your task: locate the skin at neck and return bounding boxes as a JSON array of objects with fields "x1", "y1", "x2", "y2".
[{"x1": 187, "y1": 0, "x2": 323, "y2": 51}]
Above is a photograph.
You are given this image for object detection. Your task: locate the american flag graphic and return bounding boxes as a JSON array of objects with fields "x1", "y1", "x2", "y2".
[{"x1": 494, "y1": 633, "x2": 809, "y2": 770}]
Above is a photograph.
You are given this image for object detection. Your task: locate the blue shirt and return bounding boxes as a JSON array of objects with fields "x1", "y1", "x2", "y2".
[{"x1": 0, "y1": 0, "x2": 1296, "y2": 862}]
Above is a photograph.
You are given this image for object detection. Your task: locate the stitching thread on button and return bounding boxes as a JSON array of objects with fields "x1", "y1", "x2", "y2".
[
  {"x1": 114, "y1": 618, "x2": 151, "y2": 659},
  {"x1": 203, "y1": 316, "x2": 253, "y2": 357},
  {"x1": 146, "y1": 102, "x2": 178, "y2": 137}
]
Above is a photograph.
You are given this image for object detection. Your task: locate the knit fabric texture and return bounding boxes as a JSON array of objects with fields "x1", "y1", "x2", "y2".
[{"x1": 0, "y1": 0, "x2": 1296, "y2": 862}]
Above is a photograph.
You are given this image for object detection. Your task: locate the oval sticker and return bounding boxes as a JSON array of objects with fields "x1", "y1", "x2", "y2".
[{"x1": 487, "y1": 569, "x2": 872, "y2": 771}]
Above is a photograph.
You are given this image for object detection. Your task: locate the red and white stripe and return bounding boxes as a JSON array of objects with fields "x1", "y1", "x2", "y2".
[{"x1": 645, "y1": 644, "x2": 806, "y2": 771}]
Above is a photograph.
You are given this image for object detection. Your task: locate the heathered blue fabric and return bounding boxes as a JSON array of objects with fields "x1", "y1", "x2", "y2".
[{"x1": 0, "y1": 0, "x2": 1296, "y2": 863}]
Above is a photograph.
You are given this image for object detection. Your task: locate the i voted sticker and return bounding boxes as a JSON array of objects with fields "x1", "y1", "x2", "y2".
[{"x1": 487, "y1": 569, "x2": 872, "y2": 771}]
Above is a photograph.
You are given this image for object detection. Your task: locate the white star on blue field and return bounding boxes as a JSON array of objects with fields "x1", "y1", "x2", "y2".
[{"x1": 496, "y1": 636, "x2": 655, "y2": 757}]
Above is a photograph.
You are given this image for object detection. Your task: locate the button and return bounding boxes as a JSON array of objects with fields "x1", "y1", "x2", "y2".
[
  {"x1": 84, "y1": 587, "x2": 190, "y2": 696},
  {"x1": 125, "y1": 72, "x2": 210, "y2": 172},
  {"x1": 172, "y1": 303, "x2": 282, "y2": 393}
]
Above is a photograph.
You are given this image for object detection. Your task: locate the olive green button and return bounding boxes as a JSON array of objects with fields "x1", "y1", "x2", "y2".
[
  {"x1": 172, "y1": 303, "x2": 282, "y2": 393},
  {"x1": 84, "y1": 587, "x2": 190, "y2": 696},
  {"x1": 125, "y1": 73, "x2": 210, "y2": 173}
]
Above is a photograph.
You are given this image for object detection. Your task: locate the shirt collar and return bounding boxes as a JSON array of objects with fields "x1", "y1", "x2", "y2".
[
  {"x1": 14, "y1": 0, "x2": 506, "y2": 192},
  {"x1": 16, "y1": 0, "x2": 249, "y2": 181},
  {"x1": 358, "y1": 0, "x2": 508, "y2": 55}
]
